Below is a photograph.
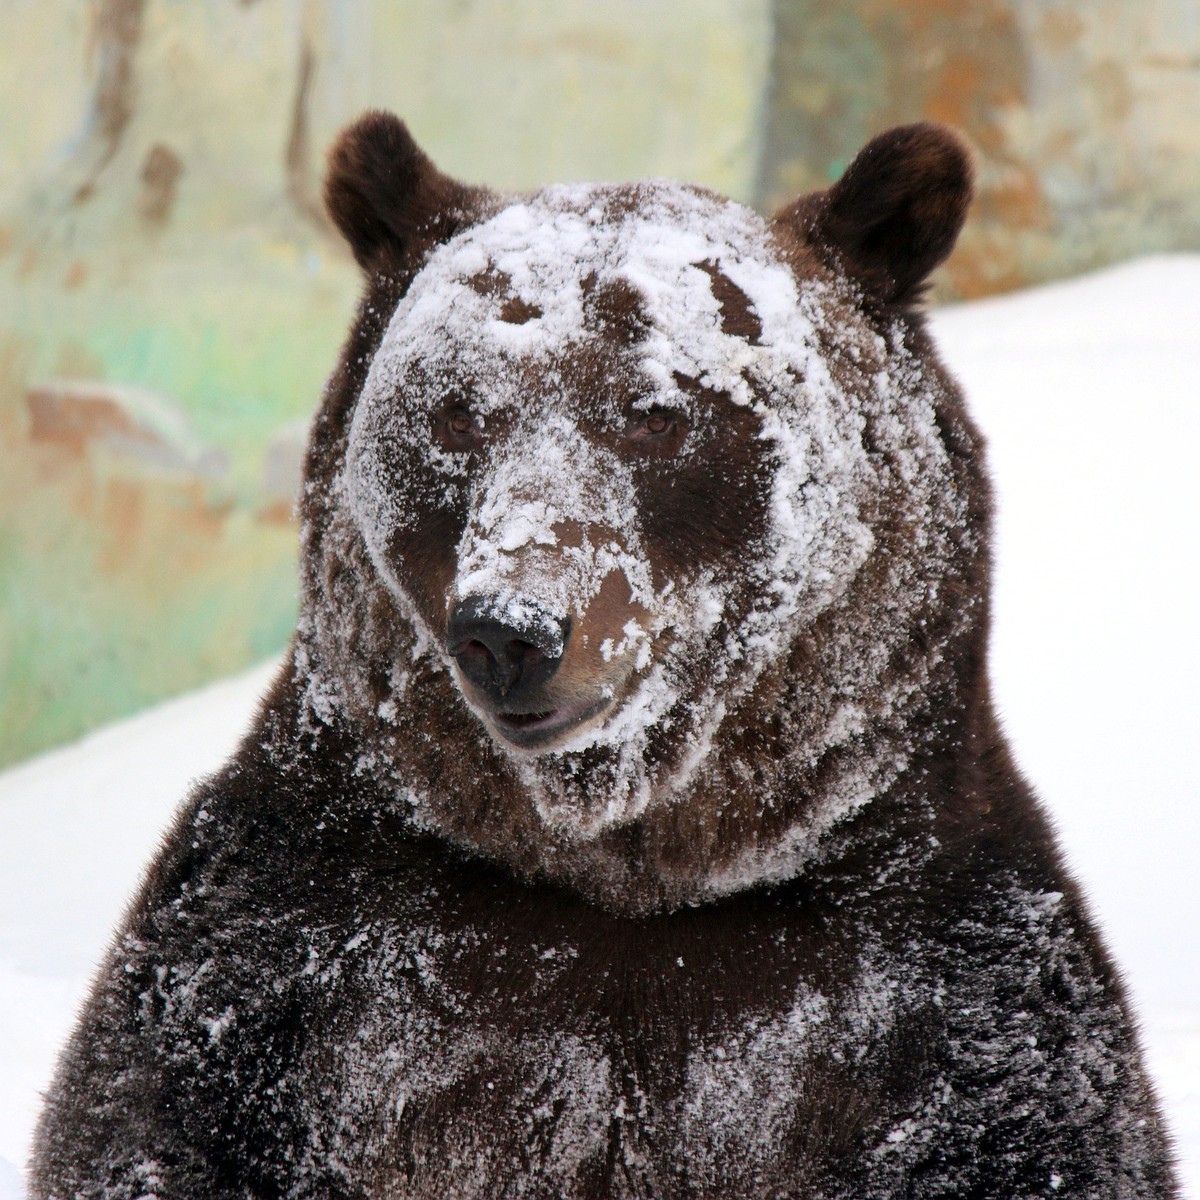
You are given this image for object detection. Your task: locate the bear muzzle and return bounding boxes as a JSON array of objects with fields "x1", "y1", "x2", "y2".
[
  {"x1": 447, "y1": 595, "x2": 611, "y2": 751},
  {"x1": 447, "y1": 595, "x2": 568, "y2": 698}
]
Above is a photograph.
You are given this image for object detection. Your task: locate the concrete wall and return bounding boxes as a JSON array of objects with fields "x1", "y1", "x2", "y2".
[
  {"x1": 2, "y1": 0, "x2": 1198, "y2": 765},
  {"x1": 759, "y1": 0, "x2": 1200, "y2": 295}
]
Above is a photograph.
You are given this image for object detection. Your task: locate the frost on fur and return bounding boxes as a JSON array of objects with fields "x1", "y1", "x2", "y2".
[{"x1": 30, "y1": 116, "x2": 1178, "y2": 1200}]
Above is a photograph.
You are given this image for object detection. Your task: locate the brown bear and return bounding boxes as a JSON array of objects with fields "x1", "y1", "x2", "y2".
[{"x1": 31, "y1": 113, "x2": 1178, "y2": 1199}]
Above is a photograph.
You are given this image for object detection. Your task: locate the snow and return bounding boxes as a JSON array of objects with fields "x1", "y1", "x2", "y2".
[{"x1": 1, "y1": 255, "x2": 1198, "y2": 1194}]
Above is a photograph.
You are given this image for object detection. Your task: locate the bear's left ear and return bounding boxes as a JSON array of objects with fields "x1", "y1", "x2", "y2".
[
  {"x1": 324, "y1": 110, "x2": 487, "y2": 272},
  {"x1": 774, "y1": 123, "x2": 973, "y2": 306}
]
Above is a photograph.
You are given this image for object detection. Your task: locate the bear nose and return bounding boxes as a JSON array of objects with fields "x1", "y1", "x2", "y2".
[{"x1": 446, "y1": 597, "x2": 570, "y2": 702}]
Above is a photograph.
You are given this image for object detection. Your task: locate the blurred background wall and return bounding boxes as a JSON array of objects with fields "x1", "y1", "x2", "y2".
[{"x1": 2, "y1": 0, "x2": 1198, "y2": 767}]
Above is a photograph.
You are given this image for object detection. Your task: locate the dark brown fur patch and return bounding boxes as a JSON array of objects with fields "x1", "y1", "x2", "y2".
[
  {"x1": 695, "y1": 260, "x2": 763, "y2": 344},
  {"x1": 498, "y1": 295, "x2": 542, "y2": 325},
  {"x1": 582, "y1": 273, "x2": 651, "y2": 342},
  {"x1": 467, "y1": 267, "x2": 543, "y2": 324}
]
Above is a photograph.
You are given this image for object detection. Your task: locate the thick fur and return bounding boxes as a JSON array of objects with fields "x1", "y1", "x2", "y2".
[
  {"x1": 777, "y1": 122, "x2": 975, "y2": 307},
  {"x1": 32, "y1": 115, "x2": 1178, "y2": 1199}
]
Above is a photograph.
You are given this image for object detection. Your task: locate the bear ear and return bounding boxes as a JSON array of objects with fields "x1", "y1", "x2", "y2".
[
  {"x1": 774, "y1": 123, "x2": 973, "y2": 306},
  {"x1": 324, "y1": 111, "x2": 484, "y2": 271}
]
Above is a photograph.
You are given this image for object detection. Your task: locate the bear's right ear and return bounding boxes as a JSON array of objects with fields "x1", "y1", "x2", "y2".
[
  {"x1": 774, "y1": 123, "x2": 973, "y2": 307},
  {"x1": 324, "y1": 111, "x2": 484, "y2": 271}
]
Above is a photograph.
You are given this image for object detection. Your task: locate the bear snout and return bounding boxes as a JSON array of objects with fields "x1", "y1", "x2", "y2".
[
  {"x1": 448, "y1": 597, "x2": 568, "y2": 700},
  {"x1": 447, "y1": 595, "x2": 568, "y2": 701},
  {"x1": 445, "y1": 595, "x2": 627, "y2": 752}
]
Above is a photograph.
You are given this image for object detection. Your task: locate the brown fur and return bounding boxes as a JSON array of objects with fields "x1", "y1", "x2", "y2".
[
  {"x1": 30, "y1": 113, "x2": 1178, "y2": 1200},
  {"x1": 776, "y1": 122, "x2": 975, "y2": 307}
]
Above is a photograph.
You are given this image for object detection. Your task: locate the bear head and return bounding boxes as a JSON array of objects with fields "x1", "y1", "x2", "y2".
[{"x1": 294, "y1": 112, "x2": 984, "y2": 913}]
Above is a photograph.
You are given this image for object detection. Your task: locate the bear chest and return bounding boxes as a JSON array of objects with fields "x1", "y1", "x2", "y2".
[{"x1": 274, "y1": 877, "x2": 931, "y2": 1199}]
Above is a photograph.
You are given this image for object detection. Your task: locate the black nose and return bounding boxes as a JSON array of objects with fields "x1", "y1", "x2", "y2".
[{"x1": 446, "y1": 596, "x2": 570, "y2": 702}]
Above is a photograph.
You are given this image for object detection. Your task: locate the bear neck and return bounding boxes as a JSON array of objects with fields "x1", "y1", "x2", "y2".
[{"x1": 277, "y1": 578, "x2": 989, "y2": 917}]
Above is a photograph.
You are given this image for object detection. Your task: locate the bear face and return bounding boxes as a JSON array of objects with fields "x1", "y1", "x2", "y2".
[{"x1": 297, "y1": 114, "x2": 984, "y2": 913}]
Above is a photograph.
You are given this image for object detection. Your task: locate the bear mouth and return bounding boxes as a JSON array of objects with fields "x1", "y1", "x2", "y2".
[{"x1": 485, "y1": 696, "x2": 612, "y2": 751}]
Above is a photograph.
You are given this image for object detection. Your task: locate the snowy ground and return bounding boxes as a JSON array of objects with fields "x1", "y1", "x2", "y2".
[{"x1": 1, "y1": 256, "x2": 1197, "y2": 1197}]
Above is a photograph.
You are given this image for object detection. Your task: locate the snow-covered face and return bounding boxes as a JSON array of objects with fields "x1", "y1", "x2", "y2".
[{"x1": 343, "y1": 182, "x2": 927, "y2": 835}]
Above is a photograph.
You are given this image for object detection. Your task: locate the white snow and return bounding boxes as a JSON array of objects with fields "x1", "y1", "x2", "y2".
[{"x1": 1, "y1": 255, "x2": 1197, "y2": 1195}]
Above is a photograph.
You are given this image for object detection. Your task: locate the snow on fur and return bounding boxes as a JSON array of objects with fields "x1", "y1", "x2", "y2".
[
  {"x1": 334, "y1": 181, "x2": 963, "y2": 861},
  {"x1": 23, "y1": 117, "x2": 1181, "y2": 1197}
]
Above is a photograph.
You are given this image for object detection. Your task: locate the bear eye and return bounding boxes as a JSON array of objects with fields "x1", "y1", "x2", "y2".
[
  {"x1": 624, "y1": 407, "x2": 688, "y2": 454},
  {"x1": 438, "y1": 404, "x2": 481, "y2": 452}
]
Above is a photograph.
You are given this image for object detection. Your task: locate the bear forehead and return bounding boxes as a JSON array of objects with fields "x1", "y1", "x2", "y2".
[
  {"x1": 369, "y1": 180, "x2": 820, "y2": 409},
  {"x1": 425, "y1": 179, "x2": 794, "y2": 310}
]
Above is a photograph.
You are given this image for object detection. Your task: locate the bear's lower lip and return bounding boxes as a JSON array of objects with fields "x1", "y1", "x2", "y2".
[{"x1": 487, "y1": 698, "x2": 610, "y2": 751}]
